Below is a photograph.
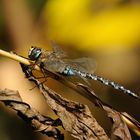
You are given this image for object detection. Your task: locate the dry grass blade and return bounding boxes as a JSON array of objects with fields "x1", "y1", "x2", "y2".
[
  {"x1": 0, "y1": 89, "x2": 64, "y2": 140},
  {"x1": 121, "y1": 112, "x2": 140, "y2": 137},
  {"x1": 21, "y1": 63, "x2": 110, "y2": 140}
]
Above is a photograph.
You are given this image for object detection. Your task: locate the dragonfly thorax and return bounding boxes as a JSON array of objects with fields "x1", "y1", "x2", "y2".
[{"x1": 28, "y1": 46, "x2": 42, "y2": 60}]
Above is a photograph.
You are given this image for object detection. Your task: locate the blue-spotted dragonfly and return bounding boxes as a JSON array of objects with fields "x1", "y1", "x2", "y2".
[{"x1": 28, "y1": 44, "x2": 139, "y2": 99}]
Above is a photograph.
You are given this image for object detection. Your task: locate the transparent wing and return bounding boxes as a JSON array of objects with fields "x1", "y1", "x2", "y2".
[
  {"x1": 51, "y1": 42, "x2": 67, "y2": 58},
  {"x1": 41, "y1": 56, "x2": 96, "y2": 86},
  {"x1": 50, "y1": 43, "x2": 96, "y2": 73},
  {"x1": 63, "y1": 57, "x2": 97, "y2": 74}
]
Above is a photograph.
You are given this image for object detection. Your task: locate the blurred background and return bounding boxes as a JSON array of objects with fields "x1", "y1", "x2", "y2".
[{"x1": 0, "y1": 0, "x2": 140, "y2": 139}]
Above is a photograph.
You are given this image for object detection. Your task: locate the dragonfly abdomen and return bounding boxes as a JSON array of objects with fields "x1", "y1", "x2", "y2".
[{"x1": 75, "y1": 70, "x2": 139, "y2": 99}]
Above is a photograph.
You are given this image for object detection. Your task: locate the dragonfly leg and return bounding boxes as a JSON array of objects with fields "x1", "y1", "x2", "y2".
[
  {"x1": 21, "y1": 63, "x2": 48, "y2": 90},
  {"x1": 29, "y1": 62, "x2": 37, "y2": 71}
]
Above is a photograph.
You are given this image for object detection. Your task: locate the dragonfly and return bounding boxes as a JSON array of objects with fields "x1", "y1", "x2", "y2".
[{"x1": 28, "y1": 44, "x2": 139, "y2": 99}]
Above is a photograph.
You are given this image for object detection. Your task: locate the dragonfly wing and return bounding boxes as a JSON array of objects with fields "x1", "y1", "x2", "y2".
[
  {"x1": 62, "y1": 58, "x2": 96, "y2": 86},
  {"x1": 40, "y1": 58, "x2": 67, "y2": 74},
  {"x1": 63, "y1": 57, "x2": 97, "y2": 74},
  {"x1": 51, "y1": 42, "x2": 67, "y2": 58}
]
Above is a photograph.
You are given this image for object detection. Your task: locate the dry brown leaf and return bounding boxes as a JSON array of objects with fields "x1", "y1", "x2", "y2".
[
  {"x1": 21, "y1": 63, "x2": 110, "y2": 140},
  {"x1": 77, "y1": 83, "x2": 132, "y2": 140},
  {"x1": 0, "y1": 89, "x2": 64, "y2": 140},
  {"x1": 104, "y1": 106, "x2": 131, "y2": 140}
]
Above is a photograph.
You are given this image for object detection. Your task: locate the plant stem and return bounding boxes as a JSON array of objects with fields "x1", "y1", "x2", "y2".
[{"x1": 0, "y1": 49, "x2": 40, "y2": 70}]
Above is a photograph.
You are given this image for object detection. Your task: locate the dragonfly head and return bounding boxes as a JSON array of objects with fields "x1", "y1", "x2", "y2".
[{"x1": 28, "y1": 46, "x2": 42, "y2": 60}]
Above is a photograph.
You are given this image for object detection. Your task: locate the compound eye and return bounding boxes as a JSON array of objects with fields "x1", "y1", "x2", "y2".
[{"x1": 28, "y1": 46, "x2": 42, "y2": 60}]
